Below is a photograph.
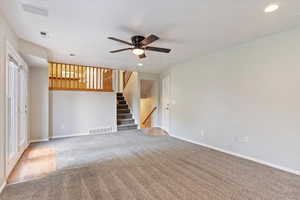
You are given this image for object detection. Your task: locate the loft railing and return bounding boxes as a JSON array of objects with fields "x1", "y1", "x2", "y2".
[{"x1": 49, "y1": 62, "x2": 113, "y2": 92}]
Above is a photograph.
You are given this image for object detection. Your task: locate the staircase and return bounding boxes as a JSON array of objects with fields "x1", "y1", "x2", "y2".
[{"x1": 117, "y1": 93, "x2": 138, "y2": 131}]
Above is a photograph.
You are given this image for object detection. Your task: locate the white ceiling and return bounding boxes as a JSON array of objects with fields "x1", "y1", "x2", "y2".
[{"x1": 1, "y1": 0, "x2": 300, "y2": 73}]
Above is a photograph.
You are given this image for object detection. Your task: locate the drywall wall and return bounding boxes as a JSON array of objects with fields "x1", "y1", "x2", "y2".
[
  {"x1": 165, "y1": 26, "x2": 300, "y2": 172},
  {"x1": 123, "y1": 72, "x2": 140, "y2": 127},
  {"x1": 0, "y1": 11, "x2": 19, "y2": 191},
  {"x1": 50, "y1": 91, "x2": 116, "y2": 138},
  {"x1": 29, "y1": 67, "x2": 49, "y2": 141}
]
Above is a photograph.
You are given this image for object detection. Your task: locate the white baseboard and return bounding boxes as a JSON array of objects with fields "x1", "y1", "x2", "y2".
[
  {"x1": 0, "y1": 181, "x2": 6, "y2": 194},
  {"x1": 171, "y1": 135, "x2": 300, "y2": 176},
  {"x1": 30, "y1": 138, "x2": 49, "y2": 143},
  {"x1": 50, "y1": 130, "x2": 120, "y2": 140},
  {"x1": 50, "y1": 132, "x2": 89, "y2": 139}
]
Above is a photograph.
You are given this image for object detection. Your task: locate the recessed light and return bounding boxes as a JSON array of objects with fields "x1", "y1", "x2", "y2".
[
  {"x1": 264, "y1": 4, "x2": 279, "y2": 13},
  {"x1": 138, "y1": 63, "x2": 143, "y2": 66},
  {"x1": 69, "y1": 53, "x2": 76, "y2": 57}
]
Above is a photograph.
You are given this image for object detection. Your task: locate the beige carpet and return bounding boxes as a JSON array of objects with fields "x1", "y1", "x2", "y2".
[{"x1": 1, "y1": 130, "x2": 300, "y2": 199}]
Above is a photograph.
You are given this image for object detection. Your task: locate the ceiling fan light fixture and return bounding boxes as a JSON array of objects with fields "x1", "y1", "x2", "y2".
[{"x1": 132, "y1": 48, "x2": 145, "y2": 56}]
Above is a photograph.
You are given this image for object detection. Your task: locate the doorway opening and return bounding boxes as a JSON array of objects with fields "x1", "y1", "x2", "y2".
[{"x1": 140, "y1": 80, "x2": 157, "y2": 128}]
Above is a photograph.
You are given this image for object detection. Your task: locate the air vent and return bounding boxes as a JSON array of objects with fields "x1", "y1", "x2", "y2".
[
  {"x1": 22, "y1": 3, "x2": 48, "y2": 17},
  {"x1": 89, "y1": 127, "x2": 114, "y2": 135}
]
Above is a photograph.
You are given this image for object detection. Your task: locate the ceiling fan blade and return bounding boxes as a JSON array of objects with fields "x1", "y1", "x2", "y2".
[
  {"x1": 145, "y1": 46, "x2": 171, "y2": 53},
  {"x1": 108, "y1": 37, "x2": 133, "y2": 46},
  {"x1": 139, "y1": 53, "x2": 146, "y2": 59},
  {"x1": 110, "y1": 48, "x2": 132, "y2": 53},
  {"x1": 140, "y1": 34, "x2": 159, "y2": 46}
]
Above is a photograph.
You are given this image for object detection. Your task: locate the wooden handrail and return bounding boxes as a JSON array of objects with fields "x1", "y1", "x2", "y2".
[{"x1": 142, "y1": 107, "x2": 157, "y2": 125}]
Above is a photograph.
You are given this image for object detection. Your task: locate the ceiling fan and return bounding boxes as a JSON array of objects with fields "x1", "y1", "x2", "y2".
[{"x1": 108, "y1": 34, "x2": 171, "y2": 59}]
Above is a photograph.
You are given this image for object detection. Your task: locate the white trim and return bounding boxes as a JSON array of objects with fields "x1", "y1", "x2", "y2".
[
  {"x1": 30, "y1": 138, "x2": 49, "y2": 143},
  {"x1": 0, "y1": 181, "x2": 6, "y2": 194},
  {"x1": 50, "y1": 133, "x2": 89, "y2": 139},
  {"x1": 171, "y1": 135, "x2": 300, "y2": 176},
  {"x1": 50, "y1": 130, "x2": 121, "y2": 140}
]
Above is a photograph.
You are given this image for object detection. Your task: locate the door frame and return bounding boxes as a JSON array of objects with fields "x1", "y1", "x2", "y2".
[{"x1": 5, "y1": 42, "x2": 29, "y2": 178}]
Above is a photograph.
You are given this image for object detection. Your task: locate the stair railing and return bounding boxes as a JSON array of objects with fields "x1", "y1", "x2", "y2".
[
  {"x1": 49, "y1": 62, "x2": 113, "y2": 92},
  {"x1": 142, "y1": 107, "x2": 157, "y2": 127}
]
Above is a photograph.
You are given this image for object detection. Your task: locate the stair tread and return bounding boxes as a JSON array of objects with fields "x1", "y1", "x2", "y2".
[
  {"x1": 117, "y1": 124, "x2": 137, "y2": 127},
  {"x1": 117, "y1": 118, "x2": 133, "y2": 121}
]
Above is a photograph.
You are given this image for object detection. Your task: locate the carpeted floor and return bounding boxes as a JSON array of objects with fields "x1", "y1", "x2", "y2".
[{"x1": 1, "y1": 130, "x2": 300, "y2": 200}]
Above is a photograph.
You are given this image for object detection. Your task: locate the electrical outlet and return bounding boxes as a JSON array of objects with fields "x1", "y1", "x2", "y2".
[
  {"x1": 244, "y1": 136, "x2": 249, "y2": 142},
  {"x1": 200, "y1": 130, "x2": 205, "y2": 137},
  {"x1": 236, "y1": 136, "x2": 249, "y2": 143}
]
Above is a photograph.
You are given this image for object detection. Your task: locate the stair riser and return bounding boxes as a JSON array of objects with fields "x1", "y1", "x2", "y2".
[
  {"x1": 117, "y1": 109, "x2": 130, "y2": 114},
  {"x1": 117, "y1": 119, "x2": 134, "y2": 125},
  {"x1": 117, "y1": 105, "x2": 128, "y2": 109},
  {"x1": 118, "y1": 101, "x2": 126, "y2": 105},
  {"x1": 118, "y1": 125, "x2": 138, "y2": 131},
  {"x1": 117, "y1": 114, "x2": 132, "y2": 119},
  {"x1": 117, "y1": 97, "x2": 124, "y2": 101}
]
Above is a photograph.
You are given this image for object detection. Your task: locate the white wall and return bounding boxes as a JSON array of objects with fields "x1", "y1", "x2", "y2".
[
  {"x1": 0, "y1": 11, "x2": 19, "y2": 191},
  {"x1": 123, "y1": 72, "x2": 140, "y2": 127},
  {"x1": 29, "y1": 67, "x2": 49, "y2": 141},
  {"x1": 50, "y1": 91, "x2": 116, "y2": 138},
  {"x1": 165, "y1": 26, "x2": 300, "y2": 173}
]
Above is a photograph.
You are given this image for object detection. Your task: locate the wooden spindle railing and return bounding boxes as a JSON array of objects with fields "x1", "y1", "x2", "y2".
[{"x1": 48, "y1": 62, "x2": 113, "y2": 92}]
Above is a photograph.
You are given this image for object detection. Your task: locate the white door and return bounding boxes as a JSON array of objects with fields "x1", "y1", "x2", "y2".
[
  {"x1": 18, "y1": 67, "x2": 28, "y2": 147},
  {"x1": 7, "y1": 60, "x2": 28, "y2": 174},
  {"x1": 161, "y1": 75, "x2": 170, "y2": 133},
  {"x1": 7, "y1": 60, "x2": 19, "y2": 168}
]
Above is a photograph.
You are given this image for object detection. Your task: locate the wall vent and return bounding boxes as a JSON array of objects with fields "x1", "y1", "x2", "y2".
[
  {"x1": 22, "y1": 3, "x2": 48, "y2": 17},
  {"x1": 89, "y1": 127, "x2": 113, "y2": 135}
]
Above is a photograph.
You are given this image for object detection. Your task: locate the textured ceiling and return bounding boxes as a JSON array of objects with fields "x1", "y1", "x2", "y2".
[{"x1": 1, "y1": 0, "x2": 300, "y2": 73}]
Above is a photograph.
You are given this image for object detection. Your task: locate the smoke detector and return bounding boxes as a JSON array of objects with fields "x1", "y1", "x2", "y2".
[{"x1": 40, "y1": 31, "x2": 49, "y2": 38}]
